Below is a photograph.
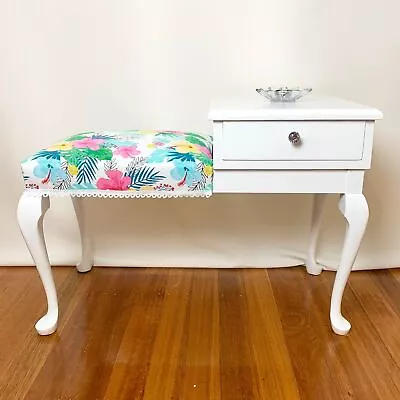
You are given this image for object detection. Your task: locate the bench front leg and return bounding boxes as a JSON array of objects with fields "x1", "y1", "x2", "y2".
[{"x1": 17, "y1": 193, "x2": 58, "y2": 335}]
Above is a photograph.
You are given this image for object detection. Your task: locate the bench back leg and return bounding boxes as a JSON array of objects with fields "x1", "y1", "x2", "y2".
[{"x1": 72, "y1": 197, "x2": 93, "y2": 273}]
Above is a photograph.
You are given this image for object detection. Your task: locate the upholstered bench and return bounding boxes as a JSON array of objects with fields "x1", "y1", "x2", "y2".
[
  {"x1": 21, "y1": 130, "x2": 213, "y2": 197},
  {"x1": 18, "y1": 130, "x2": 213, "y2": 334}
]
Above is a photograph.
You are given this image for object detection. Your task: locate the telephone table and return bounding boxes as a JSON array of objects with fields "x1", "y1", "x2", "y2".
[{"x1": 17, "y1": 95, "x2": 382, "y2": 336}]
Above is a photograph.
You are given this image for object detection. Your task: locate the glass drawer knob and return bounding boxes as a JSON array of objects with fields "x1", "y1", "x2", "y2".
[{"x1": 288, "y1": 131, "x2": 301, "y2": 145}]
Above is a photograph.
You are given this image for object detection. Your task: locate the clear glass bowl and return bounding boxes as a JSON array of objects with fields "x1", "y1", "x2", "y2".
[{"x1": 256, "y1": 87, "x2": 312, "y2": 102}]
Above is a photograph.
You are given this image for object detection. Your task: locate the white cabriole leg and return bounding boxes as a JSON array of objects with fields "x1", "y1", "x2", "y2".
[
  {"x1": 72, "y1": 197, "x2": 93, "y2": 273},
  {"x1": 330, "y1": 193, "x2": 369, "y2": 335},
  {"x1": 17, "y1": 193, "x2": 58, "y2": 335},
  {"x1": 306, "y1": 193, "x2": 327, "y2": 275}
]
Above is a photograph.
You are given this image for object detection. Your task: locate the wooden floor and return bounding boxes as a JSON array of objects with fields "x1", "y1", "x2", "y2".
[{"x1": 1, "y1": 267, "x2": 400, "y2": 400}]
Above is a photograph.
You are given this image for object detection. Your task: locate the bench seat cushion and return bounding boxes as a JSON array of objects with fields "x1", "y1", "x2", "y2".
[{"x1": 21, "y1": 130, "x2": 213, "y2": 198}]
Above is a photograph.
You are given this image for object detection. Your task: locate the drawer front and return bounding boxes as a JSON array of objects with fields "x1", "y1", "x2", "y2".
[{"x1": 221, "y1": 121, "x2": 365, "y2": 161}]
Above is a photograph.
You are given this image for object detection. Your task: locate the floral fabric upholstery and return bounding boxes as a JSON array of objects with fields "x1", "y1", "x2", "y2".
[{"x1": 21, "y1": 130, "x2": 213, "y2": 197}]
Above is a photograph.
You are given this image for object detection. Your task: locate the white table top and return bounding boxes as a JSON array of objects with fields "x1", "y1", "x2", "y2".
[{"x1": 208, "y1": 95, "x2": 383, "y2": 121}]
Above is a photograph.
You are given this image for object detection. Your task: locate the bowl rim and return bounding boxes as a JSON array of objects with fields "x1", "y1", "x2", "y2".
[{"x1": 257, "y1": 87, "x2": 312, "y2": 93}]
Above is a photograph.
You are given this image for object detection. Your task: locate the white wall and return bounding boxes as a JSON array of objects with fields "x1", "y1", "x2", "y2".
[{"x1": 1, "y1": 0, "x2": 399, "y2": 269}]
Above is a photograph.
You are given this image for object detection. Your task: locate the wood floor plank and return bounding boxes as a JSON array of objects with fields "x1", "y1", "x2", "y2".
[
  {"x1": 324, "y1": 271, "x2": 400, "y2": 399},
  {"x1": 349, "y1": 271, "x2": 400, "y2": 383},
  {"x1": 242, "y1": 269, "x2": 300, "y2": 400},
  {"x1": 320, "y1": 272, "x2": 400, "y2": 400},
  {"x1": 103, "y1": 268, "x2": 169, "y2": 400},
  {"x1": 218, "y1": 269, "x2": 258, "y2": 399},
  {"x1": 24, "y1": 268, "x2": 141, "y2": 400},
  {"x1": 0, "y1": 267, "x2": 32, "y2": 320},
  {"x1": 0, "y1": 267, "x2": 75, "y2": 400},
  {"x1": 142, "y1": 268, "x2": 193, "y2": 399},
  {"x1": 390, "y1": 268, "x2": 400, "y2": 285},
  {"x1": 177, "y1": 269, "x2": 221, "y2": 400},
  {"x1": 268, "y1": 267, "x2": 358, "y2": 400},
  {"x1": 375, "y1": 269, "x2": 400, "y2": 317},
  {"x1": 0, "y1": 267, "x2": 39, "y2": 372}
]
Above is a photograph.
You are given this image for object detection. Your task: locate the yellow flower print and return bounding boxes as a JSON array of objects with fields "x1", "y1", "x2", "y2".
[
  {"x1": 139, "y1": 185, "x2": 154, "y2": 191},
  {"x1": 203, "y1": 165, "x2": 213, "y2": 177},
  {"x1": 68, "y1": 164, "x2": 78, "y2": 176},
  {"x1": 48, "y1": 142, "x2": 73, "y2": 151},
  {"x1": 173, "y1": 141, "x2": 201, "y2": 154}
]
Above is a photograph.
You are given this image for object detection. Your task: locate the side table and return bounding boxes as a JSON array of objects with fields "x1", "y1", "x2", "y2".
[{"x1": 209, "y1": 95, "x2": 382, "y2": 335}]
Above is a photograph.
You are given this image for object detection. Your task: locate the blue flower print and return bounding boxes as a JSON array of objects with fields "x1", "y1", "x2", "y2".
[
  {"x1": 170, "y1": 160, "x2": 201, "y2": 187},
  {"x1": 153, "y1": 133, "x2": 178, "y2": 144},
  {"x1": 147, "y1": 148, "x2": 169, "y2": 163},
  {"x1": 33, "y1": 158, "x2": 66, "y2": 185},
  {"x1": 70, "y1": 182, "x2": 97, "y2": 190}
]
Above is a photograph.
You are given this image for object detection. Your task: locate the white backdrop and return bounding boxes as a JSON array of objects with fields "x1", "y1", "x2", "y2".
[{"x1": 1, "y1": 0, "x2": 399, "y2": 269}]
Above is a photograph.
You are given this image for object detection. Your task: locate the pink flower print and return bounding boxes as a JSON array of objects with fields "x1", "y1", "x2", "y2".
[
  {"x1": 113, "y1": 146, "x2": 141, "y2": 158},
  {"x1": 97, "y1": 170, "x2": 131, "y2": 191},
  {"x1": 197, "y1": 145, "x2": 212, "y2": 158},
  {"x1": 73, "y1": 138, "x2": 104, "y2": 150}
]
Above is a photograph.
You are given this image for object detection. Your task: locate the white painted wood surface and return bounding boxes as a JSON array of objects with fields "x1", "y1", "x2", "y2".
[
  {"x1": 213, "y1": 119, "x2": 375, "y2": 170},
  {"x1": 210, "y1": 94, "x2": 381, "y2": 336},
  {"x1": 306, "y1": 194, "x2": 327, "y2": 276},
  {"x1": 17, "y1": 194, "x2": 58, "y2": 335},
  {"x1": 213, "y1": 170, "x2": 364, "y2": 194},
  {"x1": 72, "y1": 197, "x2": 93, "y2": 273},
  {"x1": 221, "y1": 121, "x2": 365, "y2": 161},
  {"x1": 209, "y1": 95, "x2": 383, "y2": 121},
  {"x1": 331, "y1": 194, "x2": 369, "y2": 335}
]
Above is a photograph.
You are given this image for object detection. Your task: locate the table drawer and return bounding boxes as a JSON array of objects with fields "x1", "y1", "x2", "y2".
[{"x1": 221, "y1": 121, "x2": 365, "y2": 161}]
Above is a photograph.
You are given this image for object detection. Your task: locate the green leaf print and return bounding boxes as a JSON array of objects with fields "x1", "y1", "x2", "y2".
[
  {"x1": 128, "y1": 166, "x2": 165, "y2": 190},
  {"x1": 63, "y1": 148, "x2": 86, "y2": 165},
  {"x1": 83, "y1": 148, "x2": 113, "y2": 161},
  {"x1": 196, "y1": 152, "x2": 212, "y2": 166},
  {"x1": 77, "y1": 157, "x2": 98, "y2": 184},
  {"x1": 185, "y1": 135, "x2": 207, "y2": 148},
  {"x1": 187, "y1": 132, "x2": 211, "y2": 141},
  {"x1": 32, "y1": 150, "x2": 61, "y2": 161},
  {"x1": 155, "y1": 132, "x2": 180, "y2": 139},
  {"x1": 167, "y1": 150, "x2": 196, "y2": 163}
]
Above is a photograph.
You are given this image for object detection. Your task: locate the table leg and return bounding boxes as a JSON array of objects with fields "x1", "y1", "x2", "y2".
[
  {"x1": 72, "y1": 197, "x2": 93, "y2": 273},
  {"x1": 17, "y1": 193, "x2": 58, "y2": 335},
  {"x1": 306, "y1": 193, "x2": 327, "y2": 275},
  {"x1": 330, "y1": 193, "x2": 369, "y2": 335}
]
